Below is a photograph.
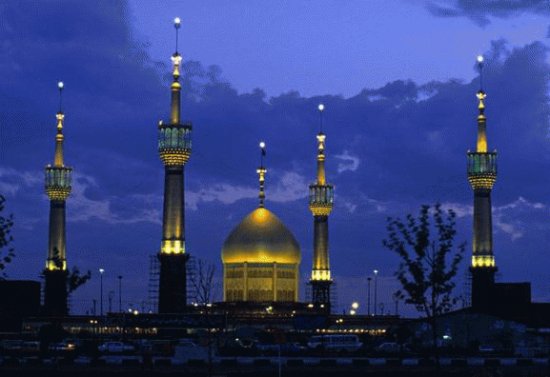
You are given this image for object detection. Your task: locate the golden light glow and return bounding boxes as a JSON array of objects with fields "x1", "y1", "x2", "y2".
[
  {"x1": 159, "y1": 151, "x2": 190, "y2": 166},
  {"x1": 161, "y1": 239, "x2": 185, "y2": 254},
  {"x1": 476, "y1": 91, "x2": 488, "y2": 153},
  {"x1": 46, "y1": 259, "x2": 67, "y2": 271},
  {"x1": 311, "y1": 269, "x2": 331, "y2": 281},
  {"x1": 46, "y1": 188, "x2": 71, "y2": 201},
  {"x1": 472, "y1": 255, "x2": 495, "y2": 268},
  {"x1": 468, "y1": 175, "x2": 496, "y2": 190},
  {"x1": 222, "y1": 207, "x2": 301, "y2": 264},
  {"x1": 309, "y1": 203, "x2": 333, "y2": 216}
]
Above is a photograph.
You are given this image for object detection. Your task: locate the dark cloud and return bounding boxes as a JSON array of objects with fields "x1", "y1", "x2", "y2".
[
  {"x1": 426, "y1": 0, "x2": 550, "y2": 26},
  {"x1": 1, "y1": 1, "x2": 550, "y2": 312}
]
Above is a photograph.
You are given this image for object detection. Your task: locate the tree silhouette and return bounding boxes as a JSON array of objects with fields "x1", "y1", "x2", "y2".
[
  {"x1": 0, "y1": 195, "x2": 15, "y2": 279},
  {"x1": 383, "y1": 203, "x2": 465, "y2": 364},
  {"x1": 67, "y1": 266, "x2": 91, "y2": 298}
]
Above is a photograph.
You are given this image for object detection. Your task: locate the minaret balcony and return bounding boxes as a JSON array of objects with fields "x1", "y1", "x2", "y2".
[
  {"x1": 472, "y1": 255, "x2": 495, "y2": 268},
  {"x1": 45, "y1": 166, "x2": 72, "y2": 200},
  {"x1": 467, "y1": 152, "x2": 497, "y2": 190},
  {"x1": 158, "y1": 122, "x2": 192, "y2": 166},
  {"x1": 46, "y1": 258, "x2": 67, "y2": 271},
  {"x1": 309, "y1": 184, "x2": 334, "y2": 216},
  {"x1": 311, "y1": 269, "x2": 331, "y2": 281}
]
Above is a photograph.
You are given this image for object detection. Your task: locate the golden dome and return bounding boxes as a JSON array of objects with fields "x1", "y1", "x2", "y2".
[{"x1": 222, "y1": 207, "x2": 301, "y2": 265}]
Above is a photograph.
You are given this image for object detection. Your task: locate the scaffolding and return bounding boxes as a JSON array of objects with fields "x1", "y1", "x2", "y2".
[
  {"x1": 305, "y1": 280, "x2": 337, "y2": 312},
  {"x1": 148, "y1": 253, "x2": 198, "y2": 311}
]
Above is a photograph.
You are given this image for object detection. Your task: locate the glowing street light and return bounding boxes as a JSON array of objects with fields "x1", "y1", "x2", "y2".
[
  {"x1": 351, "y1": 301, "x2": 359, "y2": 310},
  {"x1": 99, "y1": 268, "x2": 105, "y2": 316},
  {"x1": 476, "y1": 55, "x2": 484, "y2": 64},
  {"x1": 373, "y1": 269, "x2": 379, "y2": 316}
]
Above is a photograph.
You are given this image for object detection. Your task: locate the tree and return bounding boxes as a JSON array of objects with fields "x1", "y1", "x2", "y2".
[
  {"x1": 0, "y1": 195, "x2": 15, "y2": 279},
  {"x1": 383, "y1": 203, "x2": 465, "y2": 364},
  {"x1": 45, "y1": 247, "x2": 91, "y2": 312},
  {"x1": 67, "y1": 266, "x2": 91, "y2": 300},
  {"x1": 190, "y1": 258, "x2": 216, "y2": 377},
  {"x1": 191, "y1": 258, "x2": 216, "y2": 306}
]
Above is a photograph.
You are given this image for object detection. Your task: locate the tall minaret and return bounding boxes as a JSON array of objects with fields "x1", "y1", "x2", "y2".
[
  {"x1": 157, "y1": 17, "x2": 192, "y2": 313},
  {"x1": 308, "y1": 104, "x2": 334, "y2": 312},
  {"x1": 44, "y1": 81, "x2": 72, "y2": 316},
  {"x1": 467, "y1": 55, "x2": 497, "y2": 311}
]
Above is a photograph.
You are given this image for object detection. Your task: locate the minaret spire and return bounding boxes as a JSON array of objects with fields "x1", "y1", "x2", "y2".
[
  {"x1": 257, "y1": 142, "x2": 267, "y2": 208},
  {"x1": 316, "y1": 103, "x2": 326, "y2": 186},
  {"x1": 308, "y1": 103, "x2": 334, "y2": 312},
  {"x1": 44, "y1": 81, "x2": 73, "y2": 316},
  {"x1": 157, "y1": 17, "x2": 192, "y2": 314},
  {"x1": 467, "y1": 55, "x2": 497, "y2": 312},
  {"x1": 476, "y1": 55, "x2": 488, "y2": 153},
  {"x1": 170, "y1": 17, "x2": 182, "y2": 125},
  {"x1": 54, "y1": 81, "x2": 65, "y2": 167}
]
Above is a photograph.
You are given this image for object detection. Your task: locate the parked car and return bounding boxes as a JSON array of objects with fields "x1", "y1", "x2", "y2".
[
  {"x1": 172, "y1": 339, "x2": 209, "y2": 363},
  {"x1": 98, "y1": 341, "x2": 134, "y2": 353},
  {"x1": 49, "y1": 341, "x2": 76, "y2": 352},
  {"x1": 376, "y1": 342, "x2": 400, "y2": 354},
  {"x1": 307, "y1": 335, "x2": 362, "y2": 352},
  {"x1": 257, "y1": 342, "x2": 305, "y2": 354}
]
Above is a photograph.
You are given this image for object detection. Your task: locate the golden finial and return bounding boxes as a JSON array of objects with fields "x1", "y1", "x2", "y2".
[
  {"x1": 257, "y1": 141, "x2": 267, "y2": 208},
  {"x1": 475, "y1": 56, "x2": 488, "y2": 153},
  {"x1": 316, "y1": 104, "x2": 326, "y2": 185},
  {"x1": 172, "y1": 17, "x2": 182, "y2": 78},
  {"x1": 54, "y1": 82, "x2": 65, "y2": 166},
  {"x1": 170, "y1": 17, "x2": 182, "y2": 125}
]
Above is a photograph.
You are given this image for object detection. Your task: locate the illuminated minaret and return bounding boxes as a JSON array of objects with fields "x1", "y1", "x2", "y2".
[
  {"x1": 308, "y1": 104, "x2": 334, "y2": 311},
  {"x1": 157, "y1": 17, "x2": 192, "y2": 313},
  {"x1": 467, "y1": 55, "x2": 497, "y2": 311},
  {"x1": 44, "y1": 81, "x2": 72, "y2": 316}
]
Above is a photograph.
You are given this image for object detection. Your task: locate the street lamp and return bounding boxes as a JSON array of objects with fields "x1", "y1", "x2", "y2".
[
  {"x1": 367, "y1": 277, "x2": 372, "y2": 316},
  {"x1": 99, "y1": 268, "x2": 105, "y2": 316},
  {"x1": 351, "y1": 301, "x2": 359, "y2": 310},
  {"x1": 118, "y1": 275, "x2": 122, "y2": 313},
  {"x1": 373, "y1": 269, "x2": 379, "y2": 316}
]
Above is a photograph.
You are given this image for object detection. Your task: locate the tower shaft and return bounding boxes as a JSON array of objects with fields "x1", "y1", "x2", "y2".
[
  {"x1": 161, "y1": 166, "x2": 185, "y2": 254},
  {"x1": 44, "y1": 109, "x2": 72, "y2": 316},
  {"x1": 157, "y1": 29, "x2": 192, "y2": 313},
  {"x1": 312, "y1": 215, "x2": 329, "y2": 273},
  {"x1": 309, "y1": 132, "x2": 334, "y2": 311},
  {"x1": 467, "y1": 90, "x2": 497, "y2": 311}
]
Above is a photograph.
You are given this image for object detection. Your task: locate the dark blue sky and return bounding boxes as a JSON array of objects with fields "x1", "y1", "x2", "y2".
[{"x1": 1, "y1": 1, "x2": 549, "y2": 315}]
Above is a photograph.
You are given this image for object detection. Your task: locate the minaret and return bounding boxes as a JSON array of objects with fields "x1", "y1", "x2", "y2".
[
  {"x1": 467, "y1": 55, "x2": 497, "y2": 311},
  {"x1": 308, "y1": 104, "x2": 334, "y2": 312},
  {"x1": 44, "y1": 81, "x2": 72, "y2": 316},
  {"x1": 157, "y1": 17, "x2": 192, "y2": 313}
]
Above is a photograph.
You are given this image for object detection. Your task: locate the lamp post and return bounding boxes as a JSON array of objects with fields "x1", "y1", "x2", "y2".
[
  {"x1": 367, "y1": 277, "x2": 372, "y2": 316},
  {"x1": 373, "y1": 269, "x2": 379, "y2": 316},
  {"x1": 118, "y1": 275, "x2": 122, "y2": 313},
  {"x1": 351, "y1": 301, "x2": 359, "y2": 315},
  {"x1": 99, "y1": 268, "x2": 105, "y2": 316}
]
